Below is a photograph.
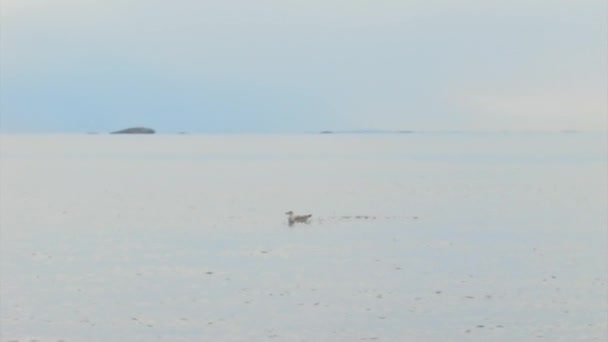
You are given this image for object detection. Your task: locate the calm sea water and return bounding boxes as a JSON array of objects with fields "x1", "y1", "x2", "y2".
[{"x1": 1, "y1": 133, "x2": 606, "y2": 341}]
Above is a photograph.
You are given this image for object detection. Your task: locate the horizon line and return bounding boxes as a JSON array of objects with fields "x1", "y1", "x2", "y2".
[{"x1": 1, "y1": 129, "x2": 607, "y2": 135}]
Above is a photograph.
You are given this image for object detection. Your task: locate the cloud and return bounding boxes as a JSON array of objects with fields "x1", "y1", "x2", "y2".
[
  {"x1": 450, "y1": 41, "x2": 607, "y2": 131},
  {"x1": 1, "y1": 0, "x2": 606, "y2": 132},
  {"x1": 458, "y1": 87, "x2": 606, "y2": 131}
]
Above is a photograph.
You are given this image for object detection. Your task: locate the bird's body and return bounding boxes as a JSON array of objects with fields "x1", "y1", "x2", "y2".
[{"x1": 285, "y1": 211, "x2": 312, "y2": 226}]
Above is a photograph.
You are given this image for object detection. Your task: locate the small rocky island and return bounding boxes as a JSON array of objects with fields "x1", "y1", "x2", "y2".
[{"x1": 111, "y1": 127, "x2": 156, "y2": 134}]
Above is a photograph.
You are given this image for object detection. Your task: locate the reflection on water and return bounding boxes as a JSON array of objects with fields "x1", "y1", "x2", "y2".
[{"x1": 1, "y1": 133, "x2": 606, "y2": 341}]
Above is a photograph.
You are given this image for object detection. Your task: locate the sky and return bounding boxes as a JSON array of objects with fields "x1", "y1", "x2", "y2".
[{"x1": 0, "y1": 0, "x2": 606, "y2": 133}]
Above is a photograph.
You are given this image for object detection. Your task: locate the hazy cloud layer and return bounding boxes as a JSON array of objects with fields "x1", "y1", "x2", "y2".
[{"x1": 1, "y1": 0, "x2": 606, "y2": 132}]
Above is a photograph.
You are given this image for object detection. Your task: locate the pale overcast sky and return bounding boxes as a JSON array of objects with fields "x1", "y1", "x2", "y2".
[{"x1": 0, "y1": 0, "x2": 606, "y2": 132}]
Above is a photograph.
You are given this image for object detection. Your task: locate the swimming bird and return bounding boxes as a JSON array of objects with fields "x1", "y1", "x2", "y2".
[{"x1": 285, "y1": 211, "x2": 312, "y2": 226}]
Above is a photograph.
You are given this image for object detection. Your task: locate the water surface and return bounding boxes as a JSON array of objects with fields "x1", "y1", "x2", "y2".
[{"x1": 1, "y1": 133, "x2": 606, "y2": 341}]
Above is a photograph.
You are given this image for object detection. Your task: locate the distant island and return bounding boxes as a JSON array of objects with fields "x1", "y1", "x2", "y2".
[
  {"x1": 319, "y1": 130, "x2": 416, "y2": 134},
  {"x1": 111, "y1": 127, "x2": 156, "y2": 134}
]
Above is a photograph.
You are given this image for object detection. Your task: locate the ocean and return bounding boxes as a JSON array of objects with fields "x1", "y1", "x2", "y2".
[{"x1": 1, "y1": 132, "x2": 606, "y2": 341}]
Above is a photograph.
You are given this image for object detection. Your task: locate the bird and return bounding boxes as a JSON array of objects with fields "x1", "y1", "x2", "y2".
[{"x1": 285, "y1": 211, "x2": 312, "y2": 226}]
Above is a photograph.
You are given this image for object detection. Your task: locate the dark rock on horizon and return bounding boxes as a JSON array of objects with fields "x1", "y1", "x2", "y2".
[{"x1": 111, "y1": 127, "x2": 156, "y2": 134}]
